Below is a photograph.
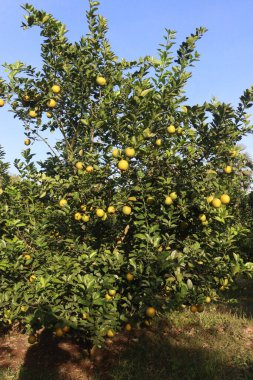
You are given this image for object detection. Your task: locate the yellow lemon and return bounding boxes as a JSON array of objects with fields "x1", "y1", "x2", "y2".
[
  {"x1": 170, "y1": 192, "x2": 177, "y2": 200},
  {"x1": 125, "y1": 323, "x2": 132, "y2": 332},
  {"x1": 107, "y1": 206, "x2": 116, "y2": 214},
  {"x1": 28, "y1": 110, "x2": 37, "y2": 118},
  {"x1": 207, "y1": 195, "x2": 214, "y2": 203},
  {"x1": 125, "y1": 147, "x2": 135, "y2": 158},
  {"x1": 0, "y1": 99, "x2": 5, "y2": 107},
  {"x1": 75, "y1": 161, "x2": 83, "y2": 170},
  {"x1": 224, "y1": 166, "x2": 232, "y2": 174},
  {"x1": 96, "y1": 209, "x2": 105, "y2": 218},
  {"x1": 86, "y1": 165, "x2": 94, "y2": 173},
  {"x1": 118, "y1": 159, "x2": 129, "y2": 171},
  {"x1": 96, "y1": 76, "x2": 107, "y2": 86},
  {"x1": 165, "y1": 196, "x2": 173, "y2": 205},
  {"x1": 51, "y1": 84, "x2": 61, "y2": 93},
  {"x1": 47, "y1": 99, "x2": 57, "y2": 108},
  {"x1": 24, "y1": 138, "x2": 31, "y2": 146},
  {"x1": 82, "y1": 215, "x2": 90, "y2": 222},
  {"x1": 106, "y1": 329, "x2": 115, "y2": 338},
  {"x1": 199, "y1": 214, "x2": 206, "y2": 222},
  {"x1": 112, "y1": 148, "x2": 120, "y2": 158},
  {"x1": 167, "y1": 125, "x2": 176, "y2": 134},
  {"x1": 74, "y1": 212, "x2": 82, "y2": 221},
  {"x1": 59, "y1": 199, "x2": 67, "y2": 207},
  {"x1": 220, "y1": 194, "x2": 230, "y2": 204},
  {"x1": 211, "y1": 198, "x2": 221, "y2": 208},
  {"x1": 155, "y1": 139, "x2": 162, "y2": 146},
  {"x1": 122, "y1": 205, "x2": 132, "y2": 215}
]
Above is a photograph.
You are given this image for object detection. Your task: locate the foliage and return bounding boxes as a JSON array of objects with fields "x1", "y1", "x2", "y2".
[{"x1": 0, "y1": 1, "x2": 253, "y2": 346}]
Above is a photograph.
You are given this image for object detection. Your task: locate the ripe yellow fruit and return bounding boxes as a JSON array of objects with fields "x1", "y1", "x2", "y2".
[
  {"x1": 82, "y1": 312, "x2": 88, "y2": 319},
  {"x1": 165, "y1": 196, "x2": 173, "y2": 205},
  {"x1": 86, "y1": 165, "x2": 94, "y2": 173},
  {"x1": 96, "y1": 209, "x2": 105, "y2": 218},
  {"x1": 28, "y1": 335, "x2": 37, "y2": 344},
  {"x1": 29, "y1": 275, "x2": 36, "y2": 283},
  {"x1": 170, "y1": 192, "x2": 177, "y2": 200},
  {"x1": 107, "y1": 206, "x2": 116, "y2": 214},
  {"x1": 21, "y1": 306, "x2": 27, "y2": 312},
  {"x1": 122, "y1": 205, "x2": 132, "y2": 215},
  {"x1": 230, "y1": 149, "x2": 238, "y2": 157},
  {"x1": 47, "y1": 99, "x2": 57, "y2": 108},
  {"x1": 146, "y1": 307, "x2": 156, "y2": 318},
  {"x1": 28, "y1": 110, "x2": 37, "y2": 118},
  {"x1": 105, "y1": 293, "x2": 112, "y2": 301},
  {"x1": 177, "y1": 127, "x2": 183, "y2": 135},
  {"x1": 167, "y1": 125, "x2": 176, "y2": 134},
  {"x1": 82, "y1": 214, "x2": 90, "y2": 222},
  {"x1": 112, "y1": 148, "x2": 120, "y2": 158},
  {"x1": 22, "y1": 94, "x2": 30, "y2": 102},
  {"x1": 155, "y1": 139, "x2": 162, "y2": 146},
  {"x1": 126, "y1": 273, "x2": 134, "y2": 281},
  {"x1": 24, "y1": 254, "x2": 31, "y2": 260},
  {"x1": 96, "y1": 76, "x2": 107, "y2": 86},
  {"x1": 205, "y1": 296, "x2": 211, "y2": 303},
  {"x1": 74, "y1": 212, "x2": 82, "y2": 221},
  {"x1": 207, "y1": 195, "x2": 214, "y2": 203},
  {"x1": 118, "y1": 159, "x2": 129, "y2": 171},
  {"x1": 125, "y1": 323, "x2": 132, "y2": 332},
  {"x1": 147, "y1": 196, "x2": 155, "y2": 204},
  {"x1": 106, "y1": 329, "x2": 115, "y2": 338},
  {"x1": 199, "y1": 214, "x2": 206, "y2": 222},
  {"x1": 202, "y1": 220, "x2": 209, "y2": 226},
  {"x1": 51, "y1": 84, "x2": 61, "y2": 93},
  {"x1": 190, "y1": 305, "x2": 197, "y2": 313},
  {"x1": 220, "y1": 194, "x2": 230, "y2": 204},
  {"x1": 75, "y1": 161, "x2": 83, "y2": 170},
  {"x1": 59, "y1": 199, "x2": 68, "y2": 207},
  {"x1": 24, "y1": 138, "x2": 31, "y2": 146},
  {"x1": 211, "y1": 198, "x2": 221, "y2": 208},
  {"x1": 80, "y1": 205, "x2": 87, "y2": 211},
  {"x1": 46, "y1": 112, "x2": 52, "y2": 118},
  {"x1": 108, "y1": 289, "x2": 116, "y2": 296},
  {"x1": 55, "y1": 327, "x2": 64, "y2": 337},
  {"x1": 62, "y1": 326, "x2": 70, "y2": 333},
  {"x1": 197, "y1": 305, "x2": 204, "y2": 313},
  {"x1": 125, "y1": 147, "x2": 135, "y2": 158},
  {"x1": 0, "y1": 99, "x2": 5, "y2": 107},
  {"x1": 224, "y1": 166, "x2": 232, "y2": 174}
]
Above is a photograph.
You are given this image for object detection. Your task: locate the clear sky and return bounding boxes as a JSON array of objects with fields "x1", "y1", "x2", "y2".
[{"x1": 1, "y1": 0, "x2": 253, "y2": 173}]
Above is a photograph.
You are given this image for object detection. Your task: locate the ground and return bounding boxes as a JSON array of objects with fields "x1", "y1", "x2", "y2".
[{"x1": 0, "y1": 280, "x2": 252, "y2": 380}]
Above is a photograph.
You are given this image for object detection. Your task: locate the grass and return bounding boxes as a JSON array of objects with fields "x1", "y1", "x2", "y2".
[{"x1": 0, "y1": 280, "x2": 252, "y2": 380}]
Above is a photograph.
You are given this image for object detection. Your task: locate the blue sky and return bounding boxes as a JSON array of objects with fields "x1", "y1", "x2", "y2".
[{"x1": 1, "y1": 0, "x2": 253, "y2": 173}]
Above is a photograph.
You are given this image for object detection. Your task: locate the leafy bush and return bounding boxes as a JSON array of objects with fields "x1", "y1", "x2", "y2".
[{"x1": 0, "y1": 1, "x2": 253, "y2": 346}]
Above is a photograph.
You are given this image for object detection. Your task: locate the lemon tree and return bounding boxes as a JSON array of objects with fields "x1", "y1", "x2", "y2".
[{"x1": 0, "y1": 1, "x2": 253, "y2": 346}]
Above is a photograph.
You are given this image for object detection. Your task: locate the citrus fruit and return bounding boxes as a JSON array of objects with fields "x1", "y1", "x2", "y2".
[
  {"x1": 125, "y1": 147, "x2": 135, "y2": 157},
  {"x1": 106, "y1": 329, "x2": 115, "y2": 338},
  {"x1": 167, "y1": 125, "x2": 176, "y2": 134},
  {"x1": 74, "y1": 212, "x2": 82, "y2": 221},
  {"x1": 96, "y1": 76, "x2": 107, "y2": 86},
  {"x1": 96, "y1": 209, "x2": 105, "y2": 218},
  {"x1": 75, "y1": 162, "x2": 83, "y2": 170},
  {"x1": 112, "y1": 148, "x2": 120, "y2": 158},
  {"x1": 211, "y1": 198, "x2": 221, "y2": 208},
  {"x1": 47, "y1": 99, "x2": 57, "y2": 108},
  {"x1": 146, "y1": 307, "x2": 156, "y2": 318},
  {"x1": 224, "y1": 166, "x2": 232, "y2": 173},
  {"x1": 24, "y1": 138, "x2": 31, "y2": 146},
  {"x1": 205, "y1": 296, "x2": 211, "y2": 303},
  {"x1": 165, "y1": 196, "x2": 173, "y2": 205},
  {"x1": 51, "y1": 84, "x2": 61, "y2": 93},
  {"x1": 170, "y1": 192, "x2": 177, "y2": 200},
  {"x1": 86, "y1": 165, "x2": 94, "y2": 173},
  {"x1": 107, "y1": 206, "x2": 116, "y2": 214},
  {"x1": 155, "y1": 139, "x2": 162, "y2": 146},
  {"x1": 207, "y1": 195, "x2": 214, "y2": 203},
  {"x1": 118, "y1": 159, "x2": 129, "y2": 171},
  {"x1": 55, "y1": 327, "x2": 64, "y2": 337},
  {"x1": 125, "y1": 323, "x2": 132, "y2": 332},
  {"x1": 197, "y1": 305, "x2": 204, "y2": 313},
  {"x1": 82, "y1": 215, "x2": 90, "y2": 222},
  {"x1": 126, "y1": 273, "x2": 134, "y2": 281},
  {"x1": 59, "y1": 199, "x2": 67, "y2": 207},
  {"x1": 190, "y1": 305, "x2": 197, "y2": 313},
  {"x1": 220, "y1": 194, "x2": 230, "y2": 204},
  {"x1": 199, "y1": 214, "x2": 206, "y2": 222},
  {"x1": 122, "y1": 205, "x2": 131, "y2": 215},
  {"x1": 28, "y1": 110, "x2": 37, "y2": 118},
  {"x1": 0, "y1": 99, "x2": 5, "y2": 107}
]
